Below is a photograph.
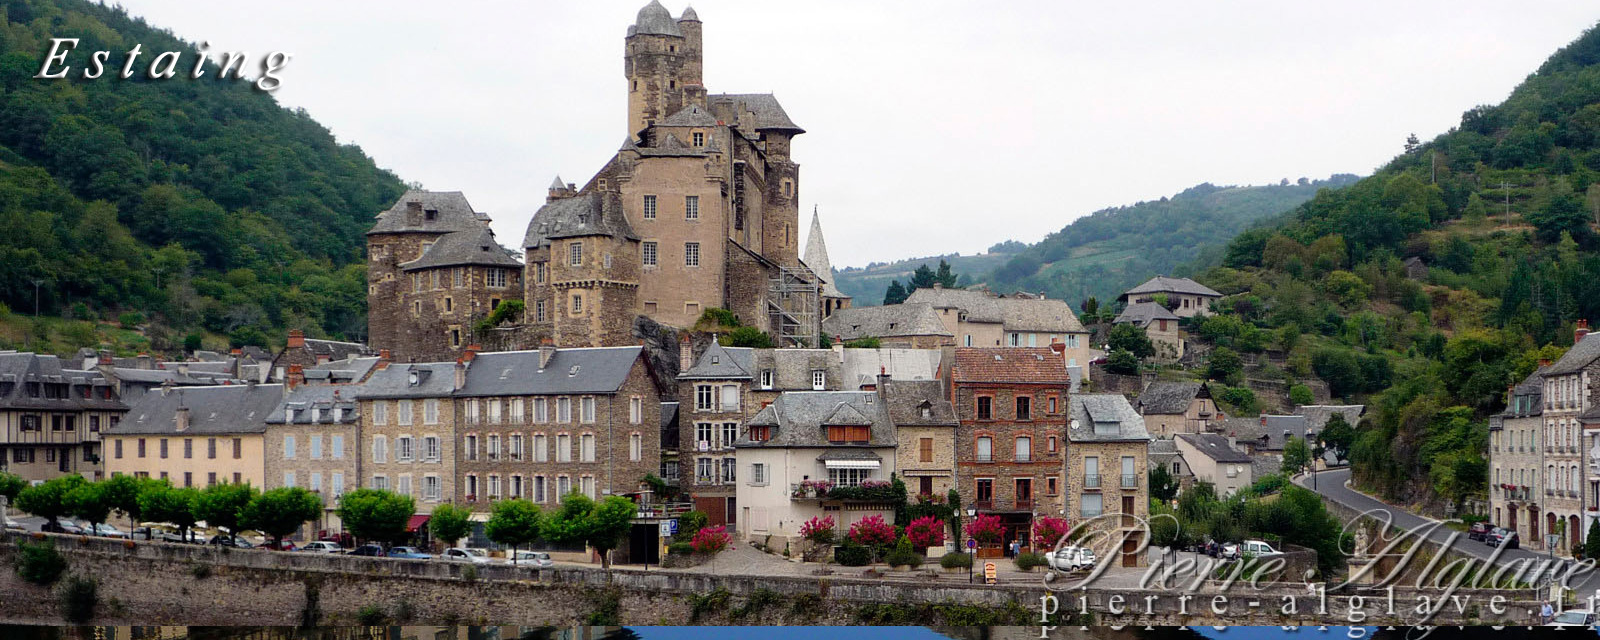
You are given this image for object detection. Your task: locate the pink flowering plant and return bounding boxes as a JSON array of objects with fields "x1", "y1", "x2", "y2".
[
  {"x1": 791, "y1": 479, "x2": 834, "y2": 499},
  {"x1": 964, "y1": 514, "x2": 1004, "y2": 545},
  {"x1": 1032, "y1": 516, "x2": 1071, "y2": 550},
  {"x1": 800, "y1": 515, "x2": 836, "y2": 544},
  {"x1": 690, "y1": 525, "x2": 731, "y2": 555},
  {"x1": 905, "y1": 515, "x2": 946, "y2": 552},
  {"x1": 847, "y1": 514, "x2": 898, "y2": 550}
]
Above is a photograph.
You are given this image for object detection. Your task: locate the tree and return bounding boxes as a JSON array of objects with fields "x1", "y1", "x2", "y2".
[
  {"x1": 1289, "y1": 384, "x2": 1314, "y2": 407},
  {"x1": 1149, "y1": 464, "x2": 1179, "y2": 503},
  {"x1": 724, "y1": 326, "x2": 774, "y2": 348},
  {"x1": 1282, "y1": 436, "x2": 1312, "y2": 475},
  {"x1": 64, "y1": 482, "x2": 113, "y2": 532},
  {"x1": 1404, "y1": 133, "x2": 1420, "y2": 154},
  {"x1": 16, "y1": 475, "x2": 87, "y2": 528},
  {"x1": 194, "y1": 483, "x2": 259, "y2": 545},
  {"x1": 96, "y1": 475, "x2": 147, "y2": 532},
  {"x1": 1108, "y1": 323, "x2": 1154, "y2": 358},
  {"x1": 934, "y1": 260, "x2": 959, "y2": 288},
  {"x1": 1105, "y1": 349, "x2": 1140, "y2": 375},
  {"x1": 539, "y1": 493, "x2": 639, "y2": 568},
  {"x1": 1587, "y1": 521, "x2": 1600, "y2": 561},
  {"x1": 336, "y1": 488, "x2": 415, "y2": 546},
  {"x1": 1031, "y1": 516, "x2": 1071, "y2": 550},
  {"x1": 242, "y1": 487, "x2": 323, "y2": 548},
  {"x1": 138, "y1": 484, "x2": 199, "y2": 539},
  {"x1": 0, "y1": 472, "x2": 24, "y2": 503},
  {"x1": 905, "y1": 515, "x2": 945, "y2": 552},
  {"x1": 483, "y1": 499, "x2": 542, "y2": 563},
  {"x1": 883, "y1": 280, "x2": 909, "y2": 305},
  {"x1": 429, "y1": 503, "x2": 475, "y2": 549},
  {"x1": 690, "y1": 525, "x2": 731, "y2": 555},
  {"x1": 1527, "y1": 182, "x2": 1590, "y2": 243},
  {"x1": 1206, "y1": 347, "x2": 1243, "y2": 382},
  {"x1": 1318, "y1": 414, "x2": 1356, "y2": 464},
  {"x1": 909, "y1": 263, "x2": 937, "y2": 292}
]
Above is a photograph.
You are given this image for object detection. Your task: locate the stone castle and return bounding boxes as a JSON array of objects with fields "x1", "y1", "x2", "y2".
[{"x1": 368, "y1": 1, "x2": 851, "y2": 362}]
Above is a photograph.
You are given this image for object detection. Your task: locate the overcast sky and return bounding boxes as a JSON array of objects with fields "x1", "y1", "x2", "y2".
[{"x1": 112, "y1": 1, "x2": 1600, "y2": 268}]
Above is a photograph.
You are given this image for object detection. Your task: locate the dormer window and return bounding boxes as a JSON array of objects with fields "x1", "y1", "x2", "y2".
[
  {"x1": 408, "y1": 370, "x2": 420, "y2": 386},
  {"x1": 692, "y1": 132, "x2": 704, "y2": 146},
  {"x1": 811, "y1": 370, "x2": 826, "y2": 390},
  {"x1": 424, "y1": 209, "x2": 438, "y2": 221}
]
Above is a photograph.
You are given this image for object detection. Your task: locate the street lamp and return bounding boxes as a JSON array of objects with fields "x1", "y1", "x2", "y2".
[{"x1": 1307, "y1": 428, "x2": 1319, "y2": 491}]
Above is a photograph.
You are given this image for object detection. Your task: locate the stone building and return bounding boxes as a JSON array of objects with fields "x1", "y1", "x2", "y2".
[
  {"x1": 352, "y1": 361, "x2": 462, "y2": 515},
  {"x1": 676, "y1": 338, "x2": 754, "y2": 527},
  {"x1": 1490, "y1": 366, "x2": 1548, "y2": 550},
  {"x1": 366, "y1": 191, "x2": 524, "y2": 363},
  {"x1": 0, "y1": 352, "x2": 126, "y2": 483},
  {"x1": 1113, "y1": 302, "x2": 1184, "y2": 361},
  {"x1": 904, "y1": 286, "x2": 1091, "y2": 378},
  {"x1": 1065, "y1": 393, "x2": 1151, "y2": 567},
  {"x1": 821, "y1": 302, "x2": 954, "y2": 349},
  {"x1": 804, "y1": 209, "x2": 851, "y2": 319},
  {"x1": 1135, "y1": 381, "x2": 1216, "y2": 439},
  {"x1": 519, "y1": 2, "x2": 841, "y2": 348},
  {"x1": 263, "y1": 381, "x2": 360, "y2": 536},
  {"x1": 1119, "y1": 276, "x2": 1222, "y2": 319},
  {"x1": 105, "y1": 383, "x2": 284, "y2": 489},
  {"x1": 452, "y1": 346, "x2": 661, "y2": 512},
  {"x1": 950, "y1": 347, "x2": 1073, "y2": 551},
  {"x1": 1535, "y1": 323, "x2": 1597, "y2": 555},
  {"x1": 270, "y1": 330, "x2": 374, "y2": 381},
  {"x1": 885, "y1": 378, "x2": 959, "y2": 498}
]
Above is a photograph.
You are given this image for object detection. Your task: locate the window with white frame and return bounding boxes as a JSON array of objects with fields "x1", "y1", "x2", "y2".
[
  {"x1": 310, "y1": 435, "x2": 323, "y2": 460},
  {"x1": 372, "y1": 475, "x2": 388, "y2": 491},
  {"x1": 534, "y1": 476, "x2": 547, "y2": 502},
  {"x1": 284, "y1": 435, "x2": 296, "y2": 460},
  {"x1": 760, "y1": 370, "x2": 773, "y2": 389},
  {"x1": 487, "y1": 268, "x2": 508, "y2": 288},
  {"x1": 466, "y1": 400, "x2": 479, "y2": 424},
  {"x1": 582, "y1": 476, "x2": 596, "y2": 499},
  {"x1": 373, "y1": 435, "x2": 388, "y2": 463},
  {"x1": 581, "y1": 433, "x2": 596, "y2": 462},
  {"x1": 511, "y1": 433, "x2": 524, "y2": 460},
  {"x1": 397, "y1": 436, "x2": 414, "y2": 462},
  {"x1": 373, "y1": 401, "x2": 388, "y2": 425},
  {"x1": 534, "y1": 398, "x2": 549, "y2": 423},
  {"x1": 630, "y1": 433, "x2": 642, "y2": 461},
  {"x1": 750, "y1": 463, "x2": 767, "y2": 486},
  {"x1": 331, "y1": 435, "x2": 344, "y2": 459},
  {"x1": 581, "y1": 397, "x2": 596, "y2": 423},
  {"x1": 721, "y1": 458, "x2": 736, "y2": 483},
  {"x1": 488, "y1": 475, "x2": 502, "y2": 499},
  {"x1": 697, "y1": 457, "x2": 714, "y2": 483},
  {"x1": 811, "y1": 370, "x2": 826, "y2": 390},
  {"x1": 533, "y1": 433, "x2": 548, "y2": 462},
  {"x1": 332, "y1": 472, "x2": 344, "y2": 497},
  {"x1": 643, "y1": 241, "x2": 658, "y2": 267},
  {"x1": 685, "y1": 242, "x2": 700, "y2": 267},
  {"x1": 557, "y1": 397, "x2": 572, "y2": 423},
  {"x1": 488, "y1": 434, "x2": 501, "y2": 460},
  {"x1": 511, "y1": 399, "x2": 525, "y2": 423},
  {"x1": 721, "y1": 422, "x2": 738, "y2": 449},
  {"x1": 488, "y1": 400, "x2": 502, "y2": 424},
  {"x1": 696, "y1": 385, "x2": 715, "y2": 411},
  {"x1": 421, "y1": 475, "x2": 440, "y2": 501},
  {"x1": 720, "y1": 384, "x2": 739, "y2": 412},
  {"x1": 556, "y1": 434, "x2": 572, "y2": 462},
  {"x1": 556, "y1": 476, "x2": 572, "y2": 500},
  {"x1": 397, "y1": 474, "x2": 412, "y2": 496},
  {"x1": 696, "y1": 423, "x2": 713, "y2": 449},
  {"x1": 424, "y1": 436, "x2": 440, "y2": 462},
  {"x1": 511, "y1": 475, "x2": 524, "y2": 498},
  {"x1": 465, "y1": 434, "x2": 478, "y2": 461},
  {"x1": 630, "y1": 397, "x2": 642, "y2": 424},
  {"x1": 643, "y1": 195, "x2": 657, "y2": 219},
  {"x1": 569, "y1": 242, "x2": 583, "y2": 267},
  {"x1": 424, "y1": 399, "x2": 439, "y2": 424},
  {"x1": 397, "y1": 401, "x2": 413, "y2": 426},
  {"x1": 684, "y1": 196, "x2": 699, "y2": 220},
  {"x1": 828, "y1": 467, "x2": 871, "y2": 487}
]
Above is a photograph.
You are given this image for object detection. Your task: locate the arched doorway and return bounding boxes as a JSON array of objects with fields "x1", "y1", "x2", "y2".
[
  {"x1": 1548, "y1": 512, "x2": 1559, "y2": 549},
  {"x1": 1572, "y1": 515, "x2": 1582, "y2": 552}
]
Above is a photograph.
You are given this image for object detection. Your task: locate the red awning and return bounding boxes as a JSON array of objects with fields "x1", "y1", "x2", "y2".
[{"x1": 406, "y1": 515, "x2": 431, "y2": 532}]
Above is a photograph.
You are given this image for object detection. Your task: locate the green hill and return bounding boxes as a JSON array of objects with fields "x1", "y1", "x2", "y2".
[
  {"x1": 832, "y1": 247, "x2": 1018, "y2": 306},
  {"x1": 1192, "y1": 21, "x2": 1600, "y2": 512},
  {"x1": 0, "y1": 0, "x2": 404, "y2": 355}
]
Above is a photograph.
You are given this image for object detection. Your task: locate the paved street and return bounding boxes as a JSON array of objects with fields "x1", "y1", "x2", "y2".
[{"x1": 1296, "y1": 467, "x2": 1600, "y2": 596}]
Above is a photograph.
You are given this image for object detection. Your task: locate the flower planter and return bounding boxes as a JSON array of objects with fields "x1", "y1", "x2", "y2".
[
  {"x1": 893, "y1": 564, "x2": 912, "y2": 573},
  {"x1": 975, "y1": 546, "x2": 1004, "y2": 559}
]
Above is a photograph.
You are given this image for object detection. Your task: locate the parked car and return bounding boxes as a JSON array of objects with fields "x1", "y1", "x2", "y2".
[
  {"x1": 1487, "y1": 527, "x2": 1520, "y2": 549},
  {"x1": 88, "y1": 523, "x2": 128, "y2": 539},
  {"x1": 301, "y1": 541, "x2": 344, "y2": 554},
  {"x1": 1238, "y1": 540, "x2": 1282, "y2": 558},
  {"x1": 260, "y1": 539, "x2": 298, "y2": 551},
  {"x1": 441, "y1": 548, "x2": 492, "y2": 564},
  {"x1": 1047, "y1": 546, "x2": 1096, "y2": 572},
  {"x1": 1549, "y1": 609, "x2": 1595, "y2": 627},
  {"x1": 507, "y1": 550, "x2": 555, "y2": 568},
  {"x1": 347, "y1": 544, "x2": 386, "y2": 557},
  {"x1": 1220, "y1": 542, "x2": 1240, "y2": 560},
  {"x1": 208, "y1": 535, "x2": 254, "y2": 548},
  {"x1": 41, "y1": 520, "x2": 84, "y2": 535},
  {"x1": 162, "y1": 530, "x2": 207, "y2": 545},
  {"x1": 386, "y1": 546, "x2": 432, "y2": 560},
  {"x1": 1467, "y1": 522, "x2": 1494, "y2": 542}
]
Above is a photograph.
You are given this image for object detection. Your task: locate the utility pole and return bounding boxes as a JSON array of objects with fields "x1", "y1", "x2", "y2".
[
  {"x1": 1502, "y1": 181, "x2": 1513, "y2": 217},
  {"x1": 30, "y1": 279, "x2": 43, "y2": 316}
]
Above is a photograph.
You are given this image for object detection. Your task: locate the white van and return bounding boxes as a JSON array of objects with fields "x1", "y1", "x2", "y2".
[
  {"x1": 1239, "y1": 540, "x2": 1282, "y2": 558},
  {"x1": 1047, "y1": 546, "x2": 1097, "y2": 571}
]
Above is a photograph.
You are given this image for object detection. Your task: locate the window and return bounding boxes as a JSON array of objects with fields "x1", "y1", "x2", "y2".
[
  {"x1": 532, "y1": 398, "x2": 548, "y2": 423},
  {"x1": 466, "y1": 474, "x2": 478, "y2": 498},
  {"x1": 1047, "y1": 476, "x2": 1059, "y2": 496},
  {"x1": 697, "y1": 458, "x2": 714, "y2": 483},
  {"x1": 1016, "y1": 478, "x2": 1033, "y2": 506},
  {"x1": 397, "y1": 401, "x2": 413, "y2": 426},
  {"x1": 534, "y1": 476, "x2": 547, "y2": 503},
  {"x1": 643, "y1": 241, "x2": 658, "y2": 267},
  {"x1": 722, "y1": 422, "x2": 738, "y2": 448},
  {"x1": 572, "y1": 292, "x2": 585, "y2": 314},
  {"x1": 720, "y1": 385, "x2": 739, "y2": 412},
  {"x1": 397, "y1": 436, "x2": 414, "y2": 462},
  {"x1": 685, "y1": 196, "x2": 699, "y2": 220},
  {"x1": 1016, "y1": 396, "x2": 1031, "y2": 421},
  {"x1": 557, "y1": 434, "x2": 572, "y2": 462},
  {"x1": 417, "y1": 475, "x2": 439, "y2": 502},
  {"x1": 310, "y1": 472, "x2": 322, "y2": 494},
  {"x1": 1047, "y1": 436, "x2": 1058, "y2": 453},
  {"x1": 488, "y1": 434, "x2": 501, "y2": 460},
  {"x1": 643, "y1": 195, "x2": 657, "y2": 219},
  {"x1": 283, "y1": 472, "x2": 295, "y2": 489},
  {"x1": 630, "y1": 433, "x2": 643, "y2": 461},
  {"x1": 685, "y1": 242, "x2": 700, "y2": 267},
  {"x1": 533, "y1": 433, "x2": 548, "y2": 462},
  {"x1": 1016, "y1": 437, "x2": 1032, "y2": 463},
  {"x1": 424, "y1": 436, "x2": 440, "y2": 461},
  {"x1": 372, "y1": 476, "x2": 388, "y2": 491},
  {"x1": 138, "y1": 438, "x2": 146, "y2": 458},
  {"x1": 692, "y1": 131, "x2": 704, "y2": 146},
  {"x1": 1122, "y1": 456, "x2": 1137, "y2": 488},
  {"x1": 920, "y1": 437, "x2": 934, "y2": 463},
  {"x1": 581, "y1": 433, "x2": 596, "y2": 462},
  {"x1": 751, "y1": 463, "x2": 767, "y2": 485},
  {"x1": 114, "y1": 439, "x2": 123, "y2": 459},
  {"x1": 159, "y1": 438, "x2": 169, "y2": 459},
  {"x1": 332, "y1": 473, "x2": 345, "y2": 497},
  {"x1": 310, "y1": 435, "x2": 323, "y2": 460},
  {"x1": 1085, "y1": 456, "x2": 1100, "y2": 488},
  {"x1": 977, "y1": 396, "x2": 992, "y2": 420},
  {"x1": 976, "y1": 478, "x2": 994, "y2": 504},
  {"x1": 512, "y1": 475, "x2": 524, "y2": 498},
  {"x1": 487, "y1": 268, "x2": 508, "y2": 288},
  {"x1": 557, "y1": 476, "x2": 572, "y2": 500},
  {"x1": 424, "y1": 399, "x2": 439, "y2": 425},
  {"x1": 811, "y1": 370, "x2": 826, "y2": 390},
  {"x1": 581, "y1": 397, "x2": 596, "y2": 423},
  {"x1": 976, "y1": 436, "x2": 993, "y2": 462},
  {"x1": 454, "y1": 268, "x2": 464, "y2": 288},
  {"x1": 569, "y1": 242, "x2": 583, "y2": 267},
  {"x1": 557, "y1": 397, "x2": 572, "y2": 423},
  {"x1": 582, "y1": 476, "x2": 597, "y2": 499},
  {"x1": 488, "y1": 400, "x2": 502, "y2": 424},
  {"x1": 183, "y1": 439, "x2": 193, "y2": 459},
  {"x1": 208, "y1": 438, "x2": 217, "y2": 459},
  {"x1": 760, "y1": 370, "x2": 773, "y2": 389},
  {"x1": 373, "y1": 401, "x2": 388, "y2": 425},
  {"x1": 373, "y1": 435, "x2": 388, "y2": 463},
  {"x1": 397, "y1": 475, "x2": 412, "y2": 497},
  {"x1": 721, "y1": 459, "x2": 737, "y2": 484},
  {"x1": 696, "y1": 385, "x2": 715, "y2": 411},
  {"x1": 1080, "y1": 493, "x2": 1103, "y2": 518},
  {"x1": 826, "y1": 425, "x2": 870, "y2": 443},
  {"x1": 511, "y1": 433, "x2": 524, "y2": 461},
  {"x1": 331, "y1": 435, "x2": 344, "y2": 459},
  {"x1": 283, "y1": 436, "x2": 295, "y2": 460},
  {"x1": 696, "y1": 423, "x2": 714, "y2": 448},
  {"x1": 630, "y1": 397, "x2": 642, "y2": 424}
]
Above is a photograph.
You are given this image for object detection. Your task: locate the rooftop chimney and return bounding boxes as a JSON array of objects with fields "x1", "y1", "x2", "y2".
[
  {"x1": 678, "y1": 334, "x2": 692, "y2": 371},
  {"x1": 1259, "y1": 416, "x2": 1267, "y2": 427},
  {"x1": 175, "y1": 405, "x2": 190, "y2": 432},
  {"x1": 832, "y1": 337, "x2": 845, "y2": 362},
  {"x1": 454, "y1": 359, "x2": 468, "y2": 391},
  {"x1": 1579, "y1": 319, "x2": 1591, "y2": 344},
  {"x1": 230, "y1": 348, "x2": 242, "y2": 357},
  {"x1": 97, "y1": 350, "x2": 113, "y2": 367},
  {"x1": 287, "y1": 364, "x2": 304, "y2": 391},
  {"x1": 463, "y1": 344, "x2": 481, "y2": 363},
  {"x1": 540, "y1": 339, "x2": 558, "y2": 370},
  {"x1": 1540, "y1": 359, "x2": 1553, "y2": 368},
  {"x1": 287, "y1": 329, "x2": 306, "y2": 349}
]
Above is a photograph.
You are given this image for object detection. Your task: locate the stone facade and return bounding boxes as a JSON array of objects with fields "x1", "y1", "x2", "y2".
[
  {"x1": 1065, "y1": 394, "x2": 1151, "y2": 568},
  {"x1": 887, "y1": 379, "x2": 959, "y2": 499},
  {"x1": 1120, "y1": 276, "x2": 1223, "y2": 319},
  {"x1": 354, "y1": 362, "x2": 461, "y2": 514},
  {"x1": 263, "y1": 382, "x2": 361, "y2": 535},
  {"x1": 1490, "y1": 366, "x2": 1546, "y2": 550},
  {"x1": 1536, "y1": 325, "x2": 1598, "y2": 555}
]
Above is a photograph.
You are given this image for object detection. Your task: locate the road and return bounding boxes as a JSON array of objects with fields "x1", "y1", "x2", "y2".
[{"x1": 1297, "y1": 467, "x2": 1600, "y2": 596}]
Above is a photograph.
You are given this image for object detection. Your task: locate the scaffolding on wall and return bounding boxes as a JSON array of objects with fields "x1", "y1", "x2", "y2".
[{"x1": 768, "y1": 266, "x2": 820, "y2": 347}]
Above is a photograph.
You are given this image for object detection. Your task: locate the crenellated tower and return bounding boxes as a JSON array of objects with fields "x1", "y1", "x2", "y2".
[{"x1": 624, "y1": 1, "x2": 706, "y2": 139}]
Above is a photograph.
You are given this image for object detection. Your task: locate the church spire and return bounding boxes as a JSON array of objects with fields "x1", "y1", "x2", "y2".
[{"x1": 804, "y1": 206, "x2": 844, "y2": 298}]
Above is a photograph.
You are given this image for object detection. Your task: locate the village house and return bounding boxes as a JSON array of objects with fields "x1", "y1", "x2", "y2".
[
  {"x1": 1491, "y1": 365, "x2": 1549, "y2": 551},
  {"x1": 884, "y1": 377, "x2": 959, "y2": 499},
  {"x1": 0, "y1": 352, "x2": 126, "y2": 483},
  {"x1": 904, "y1": 286, "x2": 1092, "y2": 375},
  {"x1": 1113, "y1": 302, "x2": 1184, "y2": 361},
  {"x1": 950, "y1": 347, "x2": 1073, "y2": 551},
  {"x1": 1532, "y1": 321, "x2": 1597, "y2": 555},
  {"x1": 1146, "y1": 438, "x2": 1193, "y2": 494},
  {"x1": 1135, "y1": 381, "x2": 1217, "y2": 438},
  {"x1": 262, "y1": 378, "x2": 361, "y2": 537},
  {"x1": 271, "y1": 330, "x2": 374, "y2": 381},
  {"x1": 820, "y1": 303, "x2": 954, "y2": 349},
  {"x1": 1118, "y1": 276, "x2": 1222, "y2": 318},
  {"x1": 105, "y1": 383, "x2": 283, "y2": 489},
  {"x1": 733, "y1": 390, "x2": 899, "y2": 549},
  {"x1": 1065, "y1": 393, "x2": 1151, "y2": 567},
  {"x1": 353, "y1": 361, "x2": 461, "y2": 520},
  {"x1": 1174, "y1": 433, "x2": 1253, "y2": 497}
]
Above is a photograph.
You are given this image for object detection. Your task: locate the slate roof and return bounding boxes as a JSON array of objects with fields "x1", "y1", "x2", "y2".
[
  {"x1": 751, "y1": 349, "x2": 842, "y2": 390},
  {"x1": 678, "y1": 339, "x2": 754, "y2": 380},
  {"x1": 1507, "y1": 366, "x2": 1548, "y2": 419},
  {"x1": 709, "y1": 93, "x2": 804, "y2": 134},
  {"x1": 1295, "y1": 405, "x2": 1364, "y2": 430},
  {"x1": 369, "y1": 191, "x2": 488, "y2": 235},
  {"x1": 1177, "y1": 433, "x2": 1252, "y2": 463},
  {"x1": 454, "y1": 347, "x2": 644, "y2": 397},
  {"x1": 902, "y1": 287, "x2": 1086, "y2": 333},
  {"x1": 108, "y1": 368, "x2": 216, "y2": 386},
  {"x1": 679, "y1": 5, "x2": 698, "y2": 21},
  {"x1": 1138, "y1": 381, "x2": 1203, "y2": 415},
  {"x1": 112, "y1": 384, "x2": 285, "y2": 435},
  {"x1": 1067, "y1": 394, "x2": 1150, "y2": 442},
  {"x1": 523, "y1": 191, "x2": 638, "y2": 250},
  {"x1": 628, "y1": 0, "x2": 684, "y2": 37},
  {"x1": 402, "y1": 226, "x2": 521, "y2": 271},
  {"x1": 1221, "y1": 415, "x2": 1309, "y2": 451},
  {"x1": 1546, "y1": 333, "x2": 1600, "y2": 376},
  {"x1": 637, "y1": 133, "x2": 710, "y2": 158},
  {"x1": 881, "y1": 380, "x2": 958, "y2": 427},
  {"x1": 659, "y1": 104, "x2": 719, "y2": 128},
  {"x1": 0, "y1": 352, "x2": 126, "y2": 411},
  {"x1": 265, "y1": 385, "x2": 360, "y2": 425},
  {"x1": 1114, "y1": 302, "x2": 1180, "y2": 327},
  {"x1": 839, "y1": 348, "x2": 942, "y2": 388},
  {"x1": 802, "y1": 211, "x2": 844, "y2": 298},
  {"x1": 1122, "y1": 276, "x2": 1222, "y2": 300},
  {"x1": 353, "y1": 362, "x2": 459, "y2": 400},
  {"x1": 303, "y1": 357, "x2": 382, "y2": 385},
  {"x1": 738, "y1": 391, "x2": 895, "y2": 448},
  {"x1": 951, "y1": 347, "x2": 1072, "y2": 385},
  {"x1": 822, "y1": 303, "x2": 951, "y2": 341}
]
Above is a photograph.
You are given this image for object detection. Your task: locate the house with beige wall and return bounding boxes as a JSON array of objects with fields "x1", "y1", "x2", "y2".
[
  {"x1": 1119, "y1": 276, "x2": 1222, "y2": 319},
  {"x1": 0, "y1": 352, "x2": 126, "y2": 484},
  {"x1": 821, "y1": 303, "x2": 953, "y2": 349},
  {"x1": 904, "y1": 286, "x2": 1091, "y2": 379},
  {"x1": 886, "y1": 379, "x2": 959, "y2": 499},
  {"x1": 105, "y1": 383, "x2": 283, "y2": 489},
  {"x1": 1114, "y1": 302, "x2": 1184, "y2": 362},
  {"x1": 1175, "y1": 433, "x2": 1253, "y2": 497},
  {"x1": 1136, "y1": 381, "x2": 1217, "y2": 438}
]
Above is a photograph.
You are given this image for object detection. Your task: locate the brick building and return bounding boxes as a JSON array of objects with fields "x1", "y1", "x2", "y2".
[
  {"x1": 0, "y1": 352, "x2": 126, "y2": 483},
  {"x1": 950, "y1": 347, "x2": 1073, "y2": 551}
]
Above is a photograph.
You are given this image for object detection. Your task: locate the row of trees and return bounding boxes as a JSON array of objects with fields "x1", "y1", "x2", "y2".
[
  {"x1": 881, "y1": 260, "x2": 959, "y2": 305},
  {"x1": 3, "y1": 473, "x2": 320, "y2": 547}
]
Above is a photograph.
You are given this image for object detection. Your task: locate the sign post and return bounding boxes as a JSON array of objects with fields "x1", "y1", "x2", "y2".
[{"x1": 966, "y1": 538, "x2": 977, "y2": 583}]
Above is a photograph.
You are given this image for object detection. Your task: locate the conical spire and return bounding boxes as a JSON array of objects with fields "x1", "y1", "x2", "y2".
[
  {"x1": 549, "y1": 175, "x2": 567, "y2": 190},
  {"x1": 803, "y1": 206, "x2": 844, "y2": 298}
]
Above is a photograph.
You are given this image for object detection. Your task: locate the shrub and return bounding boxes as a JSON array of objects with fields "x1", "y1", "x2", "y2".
[
  {"x1": 117, "y1": 311, "x2": 145, "y2": 329},
  {"x1": 834, "y1": 540, "x2": 873, "y2": 566},
  {"x1": 1288, "y1": 384, "x2": 1314, "y2": 406},
  {"x1": 940, "y1": 552, "x2": 973, "y2": 569},
  {"x1": 190, "y1": 564, "x2": 212, "y2": 580},
  {"x1": 800, "y1": 515, "x2": 836, "y2": 545},
  {"x1": 691, "y1": 525, "x2": 731, "y2": 555},
  {"x1": 59, "y1": 576, "x2": 97, "y2": 623},
  {"x1": 964, "y1": 514, "x2": 1004, "y2": 545},
  {"x1": 667, "y1": 541, "x2": 693, "y2": 556},
  {"x1": 1014, "y1": 551, "x2": 1049, "y2": 571},
  {"x1": 884, "y1": 537, "x2": 923, "y2": 568},
  {"x1": 1032, "y1": 516, "x2": 1072, "y2": 550},
  {"x1": 905, "y1": 515, "x2": 945, "y2": 551},
  {"x1": 846, "y1": 515, "x2": 897, "y2": 551},
  {"x1": 16, "y1": 540, "x2": 67, "y2": 586},
  {"x1": 674, "y1": 510, "x2": 709, "y2": 542},
  {"x1": 356, "y1": 604, "x2": 389, "y2": 625}
]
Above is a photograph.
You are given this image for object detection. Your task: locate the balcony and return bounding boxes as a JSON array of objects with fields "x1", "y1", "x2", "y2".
[
  {"x1": 974, "y1": 500, "x2": 994, "y2": 510},
  {"x1": 976, "y1": 453, "x2": 994, "y2": 463},
  {"x1": 1084, "y1": 474, "x2": 1101, "y2": 489},
  {"x1": 1121, "y1": 474, "x2": 1138, "y2": 489},
  {"x1": 1015, "y1": 499, "x2": 1033, "y2": 511}
]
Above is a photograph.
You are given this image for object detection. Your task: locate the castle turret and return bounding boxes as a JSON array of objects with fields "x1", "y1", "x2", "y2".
[
  {"x1": 547, "y1": 175, "x2": 576, "y2": 202},
  {"x1": 625, "y1": 1, "x2": 702, "y2": 138}
]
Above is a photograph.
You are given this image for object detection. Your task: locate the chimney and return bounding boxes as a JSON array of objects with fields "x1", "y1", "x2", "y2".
[
  {"x1": 159, "y1": 379, "x2": 174, "y2": 396},
  {"x1": 454, "y1": 359, "x2": 468, "y2": 391},
  {"x1": 177, "y1": 363, "x2": 189, "y2": 377},
  {"x1": 1540, "y1": 359, "x2": 1553, "y2": 368},
  {"x1": 287, "y1": 329, "x2": 306, "y2": 349},
  {"x1": 1579, "y1": 319, "x2": 1591, "y2": 344},
  {"x1": 406, "y1": 200, "x2": 423, "y2": 225},
  {"x1": 463, "y1": 344, "x2": 481, "y2": 363},
  {"x1": 832, "y1": 338, "x2": 844, "y2": 362},
  {"x1": 137, "y1": 353, "x2": 154, "y2": 370},
  {"x1": 540, "y1": 338, "x2": 558, "y2": 370},
  {"x1": 1259, "y1": 416, "x2": 1267, "y2": 427},
  {"x1": 97, "y1": 349, "x2": 113, "y2": 367},
  {"x1": 1227, "y1": 434, "x2": 1237, "y2": 450},
  {"x1": 287, "y1": 364, "x2": 304, "y2": 391},
  {"x1": 231, "y1": 348, "x2": 242, "y2": 357},
  {"x1": 175, "y1": 405, "x2": 190, "y2": 432},
  {"x1": 678, "y1": 334, "x2": 692, "y2": 371}
]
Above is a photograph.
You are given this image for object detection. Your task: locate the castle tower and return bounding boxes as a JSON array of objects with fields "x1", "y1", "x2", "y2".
[
  {"x1": 803, "y1": 208, "x2": 851, "y2": 318},
  {"x1": 524, "y1": 191, "x2": 641, "y2": 347},
  {"x1": 624, "y1": 1, "x2": 704, "y2": 139}
]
